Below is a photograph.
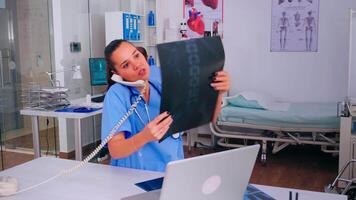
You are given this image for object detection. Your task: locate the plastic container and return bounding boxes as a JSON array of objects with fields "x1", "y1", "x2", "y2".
[
  {"x1": 148, "y1": 11, "x2": 155, "y2": 26},
  {"x1": 148, "y1": 56, "x2": 155, "y2": 66}
]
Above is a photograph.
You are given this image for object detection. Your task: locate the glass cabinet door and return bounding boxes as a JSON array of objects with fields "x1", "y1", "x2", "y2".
[{"x1": 0, "y1": 0, "x2": 57, "y2": 169}]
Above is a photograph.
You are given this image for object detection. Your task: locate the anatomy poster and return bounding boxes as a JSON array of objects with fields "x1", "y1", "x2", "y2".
[
  {"x1": 270, "y1": 0, "x2": 319, "y2": 52},
  {"x1": 183, "y1": 0, "x2": 223, "y2": 39}
]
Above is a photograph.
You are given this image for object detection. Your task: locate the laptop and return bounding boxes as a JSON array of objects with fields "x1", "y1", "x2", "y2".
[{"x1": 122, "y1": 145, "x2": 260, "y2": 200}]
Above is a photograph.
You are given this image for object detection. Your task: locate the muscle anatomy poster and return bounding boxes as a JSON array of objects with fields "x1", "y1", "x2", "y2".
[
  {"x1": 183, "y1": 0, "x2": 223, "y2": 38},
  {"x1": 271, "y1": 0, "x2": 319, "y2": 52}
]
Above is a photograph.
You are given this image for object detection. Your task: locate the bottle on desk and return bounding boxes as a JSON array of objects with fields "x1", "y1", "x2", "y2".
[{"x1": 86, "y1": 94, "x2": 91, "y2": 104}]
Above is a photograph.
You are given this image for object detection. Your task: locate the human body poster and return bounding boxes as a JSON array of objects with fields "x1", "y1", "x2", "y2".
[
  {"x1": 270, "y1": 0, "x2": 319, "y2": 52},
  {"x1": 183, "y1": 0, "x2": 223, "y2": 38}
]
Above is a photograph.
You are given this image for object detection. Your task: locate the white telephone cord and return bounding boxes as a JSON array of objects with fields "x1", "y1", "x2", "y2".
[{"x1": 0, "y1": 92, "x2": 144, "y2": 197}]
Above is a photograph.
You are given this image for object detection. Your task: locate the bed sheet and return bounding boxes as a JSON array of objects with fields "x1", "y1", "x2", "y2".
[{"x1": 219, "y1": 102, "x2": 339, "y2": 129}]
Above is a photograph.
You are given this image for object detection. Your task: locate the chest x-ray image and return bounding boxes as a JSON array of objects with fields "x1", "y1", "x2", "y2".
[{"x1": 157, "y1": 36, "x2": 225, "y2": 141}]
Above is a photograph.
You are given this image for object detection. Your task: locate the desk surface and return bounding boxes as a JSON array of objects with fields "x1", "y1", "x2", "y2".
[
  {"x1": 20, "y1": 97, "x2": 103, "y2": 119},
  {"x1": 20, "y1": 108, "x2": 102, "y2": 119},
  {"x1": 1, "y1": 158, "x2": 346, "y2": 200},
  {"x1": 3, "y1": 157, "x2": 162, "y2": 200}
]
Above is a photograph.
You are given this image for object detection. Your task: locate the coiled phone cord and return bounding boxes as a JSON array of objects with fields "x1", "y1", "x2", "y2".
[{"x1": 3, "y1": 92, "x2": 145, "y2": 197}]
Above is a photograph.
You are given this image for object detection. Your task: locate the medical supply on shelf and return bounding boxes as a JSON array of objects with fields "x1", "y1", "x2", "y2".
[
  {"x1": 122, "y1": 13, "x2": 141, "y2": 41},
  {"x1": 148, "y1": 10, "x2": 155, "y2": 26},
  {"x1": 123, "y1": 13, "x2": 130, "y2": 40},
  {"x1": 148, "y1": 56, "x2": 155, "y2": 66}
]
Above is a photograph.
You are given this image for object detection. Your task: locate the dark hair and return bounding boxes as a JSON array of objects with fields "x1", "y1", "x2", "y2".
[
  {"x1": 105, "y1": 39, "x2": 126, "y2": 90},
  {"x1": 104, "y1": 40, "x2": 148, "y2": 90},
  {"x1": 136, "y1": 46, "x2": 148, "y2": 60}
]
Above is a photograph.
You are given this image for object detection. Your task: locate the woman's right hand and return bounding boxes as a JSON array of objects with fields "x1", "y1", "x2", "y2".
[{"x1": 141, "y1": 111, "x2": 173, "y2": 142}]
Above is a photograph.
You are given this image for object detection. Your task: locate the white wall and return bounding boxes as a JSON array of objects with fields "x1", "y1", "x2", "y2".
[
  {"x1": 349, "y1": 11, "x2": 356, "y2": 98},
  {"x1": 89, "y1": 0, "x2": 120, "y2": 57},
  {"x1": 52, "y1": 0, "x2": 92, "y2": 153},
  {"x1": 157, "y1": 0, "x2": 356, "y2": 103},
  {"x1": 156, "y1": 0, "x2": 183, "y2": 44},
  {"x1": 52, "y1": 0, "x2": 90, "y2": 99},
  {"x1": 51, "y1": 0, "x2": 122, "y2": 153}
]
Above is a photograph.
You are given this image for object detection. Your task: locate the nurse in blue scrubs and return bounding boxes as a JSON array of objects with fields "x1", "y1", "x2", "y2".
[{"x1": 101, "y1": 39, "x2": 230, "y2": 172}]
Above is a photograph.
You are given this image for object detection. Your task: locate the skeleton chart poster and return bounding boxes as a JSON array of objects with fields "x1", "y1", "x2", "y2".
[
  {"x1": 183, "y1": 0, "x2": 223, "y2": 38},
  {"x1": 270, "y1": 0, "x2": 319, "y2": 52}
]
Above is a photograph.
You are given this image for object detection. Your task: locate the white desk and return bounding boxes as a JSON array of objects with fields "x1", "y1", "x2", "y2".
[
  {"x1": 255, "y1": 184, "x2": 346, "y2": 200},
  {"x1": 1, "y1": 157, "x2": 347, "y2": 200},
  {"x1": 20, "y1": 100, "x2": 102, "y2": 160}
]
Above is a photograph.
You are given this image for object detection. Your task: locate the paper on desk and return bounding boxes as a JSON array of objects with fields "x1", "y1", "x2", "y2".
[{"x1": 71, "y1": 102, "x2": 103, "y2": 109}]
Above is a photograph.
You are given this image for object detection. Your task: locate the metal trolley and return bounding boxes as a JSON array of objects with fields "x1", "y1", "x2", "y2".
[
  {"x1": 326, "y1": 100, "x2": 356, "y2": 199},
  {"x1": 325, "y1": 159, "x2": 356, "y2": 199}
]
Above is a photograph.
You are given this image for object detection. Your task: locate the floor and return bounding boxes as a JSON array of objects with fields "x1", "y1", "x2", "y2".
[
  {"x1": 0, "y1": 151, "x2": 33, "y2": 169},
  {"x1": 4, "y1": 127, "x2": 58, "y2": 156},
  {"x1": 0, "y1": 134, "x2": 338, "y2": 192},
  {"x1": 183, "y1": 144, "x2": 338, "y2": 192}
]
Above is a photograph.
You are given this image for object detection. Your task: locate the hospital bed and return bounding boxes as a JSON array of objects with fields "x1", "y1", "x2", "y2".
[{"x1": 210, "y1": 94, "x2": 340, "y2": 164}]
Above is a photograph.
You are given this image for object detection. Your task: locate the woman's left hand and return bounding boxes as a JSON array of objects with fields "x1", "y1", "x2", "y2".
[{"x1": 210, "y1": 70, "x2": 230, "y2": 93}]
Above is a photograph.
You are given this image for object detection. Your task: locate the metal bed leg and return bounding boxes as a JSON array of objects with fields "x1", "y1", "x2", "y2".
[
  {"x1": 272, "y1": 141, "x2": 280, "y2": 153},
  {"x1": 312, "y1": 132, "x2": 317, "y2": 141},
  {"x1": 272, "y1": 142, "x2": 290, "y2": 154},
  {"x1": 286, "y1": 132, "x2": 301, "y2": 144},
  {"x1": 261, "y1": 140, "x2": 267, "y2": 165},
  {"x1": 319, "y1": 133, "x2": 337, "y2": 144},
  {"x1": 187, "y1": 131, "x2": 192, "y2": 153}
]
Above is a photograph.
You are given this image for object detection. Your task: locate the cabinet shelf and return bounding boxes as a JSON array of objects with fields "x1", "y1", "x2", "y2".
[
  {"x1": 129, "y1": 40, "x2": 145, "y2": 43},
  {"x1": 105, "y1": 0, "x2": 157, "y2": 61}
]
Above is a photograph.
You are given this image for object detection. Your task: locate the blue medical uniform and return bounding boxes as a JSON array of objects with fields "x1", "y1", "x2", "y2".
[{"x1": 101, "y1": 65, "x2": 184, "y2": 172}]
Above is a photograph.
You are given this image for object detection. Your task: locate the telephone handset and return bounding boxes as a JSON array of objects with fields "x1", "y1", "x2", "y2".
[
  {"x1": 111, "y1": 74, "x2": 145, "y2": 87},
  {"x1": 0, "y1": 82, "x2": 146, "y2": 197}
]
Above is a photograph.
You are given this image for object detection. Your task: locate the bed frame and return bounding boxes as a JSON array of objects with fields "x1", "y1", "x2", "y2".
[{"x1": 209, "y1": 121, "x2": 339, "y2": 164}]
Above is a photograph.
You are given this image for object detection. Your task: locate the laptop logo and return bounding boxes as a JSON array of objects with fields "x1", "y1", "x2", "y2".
[{"x1": 201, "y1": 175, "x2": 221, "y2": 195}]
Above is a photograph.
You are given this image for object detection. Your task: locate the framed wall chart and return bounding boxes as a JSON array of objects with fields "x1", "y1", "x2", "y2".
[{"x1": 270, "y1": 0, "x2": 319, "y2": 52}]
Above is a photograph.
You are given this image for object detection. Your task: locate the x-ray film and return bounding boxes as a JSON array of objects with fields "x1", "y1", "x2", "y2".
[{"x1": 157, "y1": 36, "x2": 225, "y2": 141}]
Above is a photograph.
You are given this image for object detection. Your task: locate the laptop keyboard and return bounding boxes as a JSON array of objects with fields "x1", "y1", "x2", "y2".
[{"x1": 121, "y1": 189, "x2": 161, "y2": 200}]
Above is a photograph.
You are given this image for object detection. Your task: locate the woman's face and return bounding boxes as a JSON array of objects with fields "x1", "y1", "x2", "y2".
[{"x1": 110, "y1": 42, "x2": 150, "y2": 82}]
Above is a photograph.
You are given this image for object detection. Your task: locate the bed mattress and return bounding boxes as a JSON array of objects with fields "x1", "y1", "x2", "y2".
[{"x1": 219, "y1": 102, "x2": 339, "y2": 129}]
